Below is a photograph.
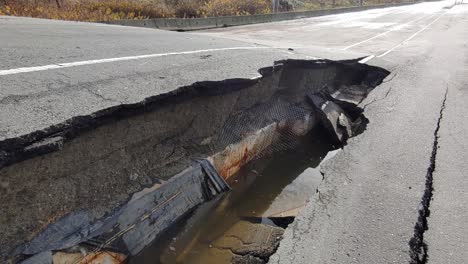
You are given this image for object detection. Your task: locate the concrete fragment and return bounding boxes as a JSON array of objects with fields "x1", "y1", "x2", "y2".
[
  {"x1": 308, "y1": 93, "x2": 354, "y2": 143},
  {"x1": 322, "y1": 149, "x2": 341, "y2": 163},
  {"x1": 263, "y1": 167, "x2": 322, "y2": 218},
  {"x1": 261, "y1": 149, "x2": 341, "y2": 219},
  {"x1": 158, "y1": 217, "x2": 283, "y2": 264},
  {"x1": 209, "y1": 221, "x2": 284, "y2": 263},
  {"x1": 331, "y1": 84, "x2": 369, "y2": 105}
]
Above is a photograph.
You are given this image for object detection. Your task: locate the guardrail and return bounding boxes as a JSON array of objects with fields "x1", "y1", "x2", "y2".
[{"x1": 102, "y1": 2, "x2": 417, "y2": 31}]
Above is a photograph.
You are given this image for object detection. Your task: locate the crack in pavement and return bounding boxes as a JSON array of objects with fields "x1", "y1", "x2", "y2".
[
  {"x1": 363, "y1": 72, "x2": 398, "y2": 110},
  {"x1": 84, "y1": 87, "x2": 119, "y2": 103},
  {"x1": 408, "y1": 87, "x2": 448, "y2": 264}
]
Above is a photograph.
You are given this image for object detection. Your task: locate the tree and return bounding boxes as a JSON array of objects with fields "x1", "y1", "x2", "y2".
[
  {"x1": 272, "y1": 0, "x2": 279, "y2": 13},
  {"x1": 52, "y1": 0, "x2": 62, "y2": 8}
]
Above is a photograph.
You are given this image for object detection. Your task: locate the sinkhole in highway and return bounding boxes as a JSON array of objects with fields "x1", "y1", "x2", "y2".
[
  {"x1": 124, "y1": 58, "x2": 389, "y2": 263},
  {"x1": 131, "y1": 126, "x2": 336, "y2": 264},
  {"x1": 7, "y1": 58, "x2": 389, "y2": 264}
]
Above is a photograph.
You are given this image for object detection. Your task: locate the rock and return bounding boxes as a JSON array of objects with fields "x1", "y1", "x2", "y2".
[
  {"x1": 331, "y1": 84, "x2": 370, "y2": 105},
  {"x1": 210, "y1": 220, "x2": 284, "y2": 262},
  {"x1": 177, "y1": 220, "x2": 283, "y2": 264}
]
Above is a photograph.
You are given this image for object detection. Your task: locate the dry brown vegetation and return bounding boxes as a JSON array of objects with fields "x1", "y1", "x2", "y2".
[
  {"x1": 0, "y1": 0, "x2": 405, "y2": 21},
  {"x1": 0, "y1": 0, "x2": 271, "y2": 21}
]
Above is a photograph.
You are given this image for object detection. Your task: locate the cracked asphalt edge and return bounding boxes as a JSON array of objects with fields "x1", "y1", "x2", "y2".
[{"x1": 408, "y1": 87, "x2": 448, "y2": 264}]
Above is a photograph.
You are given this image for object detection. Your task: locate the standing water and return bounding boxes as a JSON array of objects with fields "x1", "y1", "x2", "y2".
[{"x1": 130, "y1": 126, "x2": 336, "y2": 264}]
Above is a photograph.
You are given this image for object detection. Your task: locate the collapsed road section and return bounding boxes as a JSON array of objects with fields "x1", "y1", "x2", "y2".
[
  {"x1": 131, "y1": 128, "x2": 338, "y2": 264},
  {"x1": 0, "y1": 59, "x2": 389, "y2": 263}
]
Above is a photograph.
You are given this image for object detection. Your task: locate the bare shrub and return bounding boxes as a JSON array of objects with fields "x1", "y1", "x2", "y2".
[
  {"x1": 0, "y1": 0, "x2": 401, "y2": 21},
  {"x1": 0, "y1": 0, "x2": 173, "y2": 21},
  {"x1": 203, "y1": 0, "x2": 271, "y2": 17},
  {"x1": 173, "y1": 0, "x2": 204, "y2": 18}
]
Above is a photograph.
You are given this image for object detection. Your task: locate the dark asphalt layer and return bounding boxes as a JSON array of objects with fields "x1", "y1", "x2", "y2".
[{"x1": 1, "y1": 1, "x2": 467, "y2": 263}]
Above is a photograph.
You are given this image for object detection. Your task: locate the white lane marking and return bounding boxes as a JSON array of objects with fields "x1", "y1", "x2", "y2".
[
  {"x1": 377, "y1": 12, "x2": 445, "y2": 57},
  {"x1": 315, "y1": 8, "x2": 402, "y2": 27},
  {"x1": 0, "y1": 47, "x2": 274, "y2": 76},
  {"x1": 342, "y1": 13, "x2": 435, "y2": 50},
  {"x1": 358, "y1": 55, "x2": 375, "y2": 64}
]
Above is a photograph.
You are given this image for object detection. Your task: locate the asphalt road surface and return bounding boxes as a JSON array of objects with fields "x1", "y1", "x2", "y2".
[
  {"x1": 196, "y1": 1, "x2": 468, "y2": 263},
  {"x1": 1, "y1": 0, "x2": 466, "y2": 263}
]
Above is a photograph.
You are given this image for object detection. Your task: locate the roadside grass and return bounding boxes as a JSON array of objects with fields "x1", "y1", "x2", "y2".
[
  {"x1": 0, "y1": 0, "x2": 271, "y2": 21},
  {"x1": 0, "y1": 0, "x2": 408, "y2": 21},
  {"x1": 0, "y1": 0, "x2": 173, "y2": 21}
]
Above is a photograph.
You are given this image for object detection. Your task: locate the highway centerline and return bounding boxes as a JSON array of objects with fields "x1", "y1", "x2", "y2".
[
  {"x1": 342, "y1": 13, "x2": 436, "y2": 51},
  {"x1": 377, "y1": 12, "x2": 445, "y2": 57},
  {"x1": 0, "y1": 47, "x2": 274, "y2": 76},
  {"x1": 0, "y1": 10, "x2": 445, "y2": 76},
  {"x1": 358, "y1": 55, "x2": 375, "y2": 64}
]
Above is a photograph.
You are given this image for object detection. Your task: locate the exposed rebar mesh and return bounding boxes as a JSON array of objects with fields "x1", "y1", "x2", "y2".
[{"x1": 214, "y1": 99, "x2": 310, "y2": 147}]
